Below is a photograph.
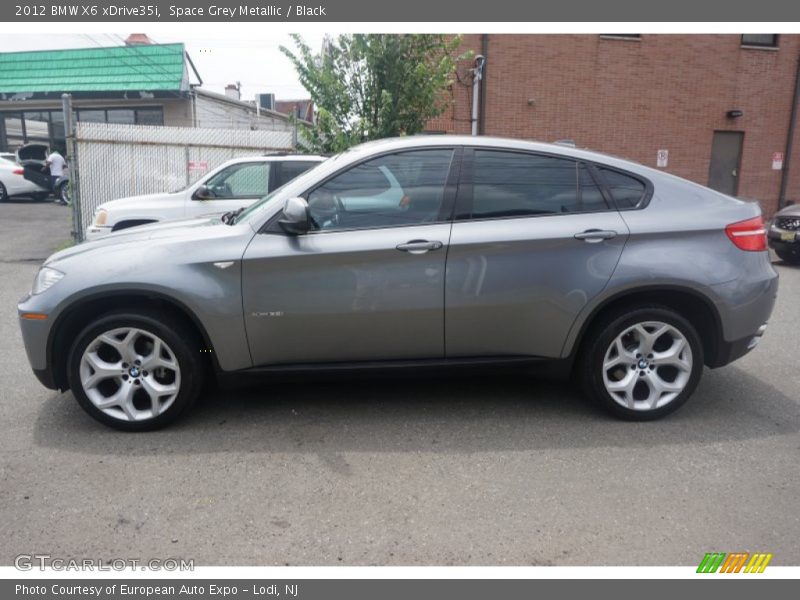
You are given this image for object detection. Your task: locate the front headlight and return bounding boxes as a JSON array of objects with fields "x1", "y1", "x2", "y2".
[
  {"x1": 94, "y1": 209, "x2": 108, "y2": 226},
  {"x1": 32, "y1": 267, "x2": 64, "y2": 295}
]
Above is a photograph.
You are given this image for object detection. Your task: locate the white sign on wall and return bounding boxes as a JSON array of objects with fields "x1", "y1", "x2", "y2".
[
  {"x1": 772, "y1": 152, "x2": 784, "y2": 170},
  {"x1": 656, "y1": 149, "x2": 669, "y2": 168}
]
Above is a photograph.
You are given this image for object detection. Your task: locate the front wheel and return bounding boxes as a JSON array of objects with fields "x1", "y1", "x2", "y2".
[
  {"x1": 579, "y1": 307, "x2": 703, "y2": 420},
  {"x1": 67, "y1": 311, "x2": 205, "y2": 431}
]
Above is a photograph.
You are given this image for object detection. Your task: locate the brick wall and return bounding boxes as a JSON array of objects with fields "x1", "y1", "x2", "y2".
[{"x1": 429, "y1": 34, "x2": 800, "y2": 216}]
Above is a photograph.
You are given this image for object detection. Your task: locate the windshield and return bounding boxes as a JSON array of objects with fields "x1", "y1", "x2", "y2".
[{"x1": 234, "y1": 154, "x2": 341, "y2": 224}]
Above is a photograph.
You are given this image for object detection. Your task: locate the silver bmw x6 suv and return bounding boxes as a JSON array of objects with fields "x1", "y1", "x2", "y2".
[{"x1": 18, "y1": 136, "x2": 778, "y2": 430}]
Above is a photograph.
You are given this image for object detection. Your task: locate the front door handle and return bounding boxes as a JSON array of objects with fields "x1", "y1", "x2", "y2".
[
  {"x1": 574, "y1": 229, "x2": 618, "y2": 243},
  {"x1": 396, "y1": 240, "x2": 444, "y2": 254}
]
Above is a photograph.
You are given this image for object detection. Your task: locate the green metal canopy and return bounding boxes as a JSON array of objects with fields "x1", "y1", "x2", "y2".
[{"x1": 0, "y1": 43, "x2": 188, "y2": 93}]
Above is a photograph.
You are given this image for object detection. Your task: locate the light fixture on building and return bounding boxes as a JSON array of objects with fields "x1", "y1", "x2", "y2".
[{"x1": 726, "y1": 110, "x2": 744, "y2": 119}]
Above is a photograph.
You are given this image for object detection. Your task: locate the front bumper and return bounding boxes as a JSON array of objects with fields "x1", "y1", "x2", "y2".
[
  {"x1": 18, "y1": 293, "x2": 60, "y2": 390},
  {"x1": 768, "y1": 226, "x2": 799, "y2": 254}
]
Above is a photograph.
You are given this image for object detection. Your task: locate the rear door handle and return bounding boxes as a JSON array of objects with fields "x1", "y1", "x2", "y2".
[
  {"x1": 396, "y1": 240, "x2": 444, "y2": 254},
  {"x1": 574, "y1": 229, "x2": 618, "y2": 242}
]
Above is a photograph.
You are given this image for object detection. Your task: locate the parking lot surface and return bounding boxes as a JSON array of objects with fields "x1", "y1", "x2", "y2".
[{"x1": 1, "y1": 200, "x2": 798, "y2": 566}]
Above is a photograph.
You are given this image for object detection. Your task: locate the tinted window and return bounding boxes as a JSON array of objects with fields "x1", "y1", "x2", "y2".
[
  {"x1": 472, "y1": 151, "x2": 607, "y2": 218},
  {"x1": 205, "y1": 162, "x2": 270, "y2": 199},
  {"x1": 578, "y1": 164, "x2": 609, "y2": 211},
  {"x1": 598, "y1": 168, "x2": 646, "y2": 209},
  {"x1": 307, "y1": 149, "x2": 453, "y2": 231},
  {"x1": 279, "y1": 161, "x2": 317, "y2": 186}
]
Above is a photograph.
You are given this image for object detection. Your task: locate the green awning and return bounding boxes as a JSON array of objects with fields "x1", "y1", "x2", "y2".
[{"x1": 0, "y1": 43, "x2": 188, "y2": 93}]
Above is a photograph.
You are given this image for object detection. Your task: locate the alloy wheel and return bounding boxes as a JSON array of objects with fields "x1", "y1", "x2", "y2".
[
  {"x1": 79, "y1": 327, "x2": 181, "y2": 422},
  {"x1": 601, "y1": 320, "x2": 693, "y2": 411}
]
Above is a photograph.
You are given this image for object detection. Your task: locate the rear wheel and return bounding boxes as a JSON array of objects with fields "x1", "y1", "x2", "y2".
[
  {"x1": 57, "y1": 181, "x2": 71, "y2": 205},
  {"x1": 775, "y1": 247, "x2": 800, "y2": 265},
  {"x1": 67, "y1": 311, "x2": 205, "y2": 431},
  {"x1": 579, "y1": 306, "x2": 703, "y2": 420},
  {"x1": 0, "y1": 182, "x2": 7, "y2": 201}
]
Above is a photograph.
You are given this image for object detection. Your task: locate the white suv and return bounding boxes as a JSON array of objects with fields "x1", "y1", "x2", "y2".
[{"x1": 85, "y1": 154, "x2": 324, "y2": 240}]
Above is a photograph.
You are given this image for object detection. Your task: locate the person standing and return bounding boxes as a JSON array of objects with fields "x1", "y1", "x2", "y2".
[{"x1": 45, "y1": 148, "x2": 67, "y2": 204}]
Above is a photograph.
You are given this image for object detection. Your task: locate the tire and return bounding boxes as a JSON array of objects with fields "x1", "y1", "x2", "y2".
[
  {"x1": 0, "y1": 182, "x2": 7, "y2": 201},
  {"x1": 775, "y1": 247, "x2": 800, "y2": 265},
  {"x1": 578, "y1": 306, "x2": 704, "y2": 421},
  {"x1": 67, "y1": 310, "x2": 205, "y2": 431},
  {"x1": 57, "y1": 181, "x2": 71, "y2": 205}
]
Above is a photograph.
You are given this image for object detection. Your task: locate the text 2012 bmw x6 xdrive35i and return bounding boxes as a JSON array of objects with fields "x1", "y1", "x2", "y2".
[{"x1": 18, "y1": 136, "x2": 778, "y2": 430}]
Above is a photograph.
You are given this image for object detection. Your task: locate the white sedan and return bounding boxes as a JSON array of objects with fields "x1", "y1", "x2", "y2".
[
  {"x1": 85, "y1": 154, "x2": 324, "y2": 240},
  {"x1": 0, "y1": 154, "x2": 50, "y2": 201}
]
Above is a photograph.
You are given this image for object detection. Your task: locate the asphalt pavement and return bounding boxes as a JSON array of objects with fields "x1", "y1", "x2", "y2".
[{"x1": 1, "y1": 199, "x2": 798, "y2": 566}]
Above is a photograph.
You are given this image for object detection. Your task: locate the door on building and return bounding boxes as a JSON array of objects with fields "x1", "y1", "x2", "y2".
[{"x1": 708, "y1": 131, "x2": 744, "y2": 196}]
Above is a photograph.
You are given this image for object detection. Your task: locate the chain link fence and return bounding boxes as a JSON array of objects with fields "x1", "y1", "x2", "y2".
[{"x1": 72, "y1": 123, "x2": 295, "y2": 241}]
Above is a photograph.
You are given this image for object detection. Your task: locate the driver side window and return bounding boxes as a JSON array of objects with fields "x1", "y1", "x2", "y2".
[
  {"x1": 203, "y1": 162, "x2": 270, "y2": 199},
  {"x1": 307, "y1": 149, "x2": 454, "y2": 231}
]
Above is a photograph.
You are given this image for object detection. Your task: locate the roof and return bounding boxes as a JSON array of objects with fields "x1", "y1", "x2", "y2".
[
  {"x1": 0, "y1": 43, "x2": 188, "y2": 94},
  {"x1": 194, "y1": 88, "x2": 289, "y2": 121}
]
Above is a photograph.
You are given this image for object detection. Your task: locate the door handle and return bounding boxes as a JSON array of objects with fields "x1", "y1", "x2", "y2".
[
  {"x1": 396, "y1": 240, "x2": 444, "y2": 254},
  {"x1": 574, "y1": 229, "x2": 617, "y2": 243}
]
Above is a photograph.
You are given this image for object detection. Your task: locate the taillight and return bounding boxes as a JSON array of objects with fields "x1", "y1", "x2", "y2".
[
  {"x1": 12, "y1": 168, "x2": 24, "y2": 175},
  {"x1": 725, "y1": 216, "x2": 767, "y2": 251}
]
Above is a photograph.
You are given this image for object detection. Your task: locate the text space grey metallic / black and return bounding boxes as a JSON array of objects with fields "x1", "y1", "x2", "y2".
[{"x1": 17, "y1": 136, "x2": 778, "y2": 430}]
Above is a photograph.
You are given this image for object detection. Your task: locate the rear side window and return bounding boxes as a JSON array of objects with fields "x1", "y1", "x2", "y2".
[
  {"x1": 279, "y1": 161, "x2": 317, "y2": 186},
  {"x1": 470, "y1": 150, "x2": 608, "y2": 218},
  {"x1": 597, "y1": 168, "x2": 647, "y2": 209}
]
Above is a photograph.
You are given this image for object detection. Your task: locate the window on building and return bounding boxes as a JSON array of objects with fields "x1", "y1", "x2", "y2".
[
  {"x1": 741, "y1": 34, "x2": 778, "y2": 48},
  {"x1": 77, "y1": 110, "x2": 106, "y2": 123},
  {"x1": 76, "y1": 107, "x2": 164, "y2": 125},
  {"x1": 470, "y1": 151, "x2": 609, "y2": 219},
  {"x1": 136, "y1": 109, "x2": 164, "y2": 126},
  {"x1": 22, "y1": 112, "x2": 51, "y2": 145},
  {"x1": 2, "y1": 113, "x2": 24, "y2": 151},
  {"x1": 106, "y1": 109, "x2": 136, "y2": 125},
  {"x1": 600, "y1": 34, "x2": 641, "y2": 41}
]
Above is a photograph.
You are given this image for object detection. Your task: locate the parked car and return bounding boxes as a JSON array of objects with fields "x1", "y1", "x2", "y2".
[
  {"x1": 85, "y1": 154, "x2": 325, "y2": 240},
  {"x1": 768, "y1": 203, "x2": 800, "y2": 264},
  {"x1": 0, "y1": 146, "x2": 51, "y2": 202},
  {"x1": 19, "y1": 136, "x2": 778, "y2": 430},
  {"x1": 15, "y1": 142, "x2": 70, "y2": 204}
]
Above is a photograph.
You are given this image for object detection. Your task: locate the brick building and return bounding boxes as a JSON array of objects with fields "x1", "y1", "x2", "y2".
[{"x1": 428, "y1": 34, "x2": 800, "y2": 216}]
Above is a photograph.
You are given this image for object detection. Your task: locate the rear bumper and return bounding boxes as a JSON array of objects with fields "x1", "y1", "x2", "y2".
[{"x1": 709, "y1": 323, "x2": 769, "y2": 368}]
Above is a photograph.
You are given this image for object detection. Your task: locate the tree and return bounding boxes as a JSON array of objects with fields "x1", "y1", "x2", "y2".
[{"x1": 281, "y1": 34, "x2": 466, "y2": 153}]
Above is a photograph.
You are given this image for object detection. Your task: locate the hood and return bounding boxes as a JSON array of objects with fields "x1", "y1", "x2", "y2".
[
  {"x1": 46, "y1": 216, "x2": 237, "y2": 265},
  {"x1": 16, "y1": 143, "x2": 49, "y2": 163},
  {"x1": 98, "y1": 191, "x2": 183, "y2": 211},
  {"x1": 774, "y1": 203, "x2": 800, "y2": 219}
]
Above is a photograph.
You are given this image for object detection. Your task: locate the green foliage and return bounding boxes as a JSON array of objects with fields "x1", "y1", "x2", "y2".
[{"x1": 281, "y1": 34, "x2": 467, "y2": 153}]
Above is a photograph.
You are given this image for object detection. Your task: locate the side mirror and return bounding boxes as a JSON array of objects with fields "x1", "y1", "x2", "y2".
[
  {"x1": 279, "y1": 197, "x2": 311, "y2": 234},
  {"x1": 192, "y1": 185, "x2": 213, "y2": 200}
]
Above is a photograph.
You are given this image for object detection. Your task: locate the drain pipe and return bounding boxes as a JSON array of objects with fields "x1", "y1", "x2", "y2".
[
  {"x1": 471, "y1": 54, "x2": 486, "y2": 136},
  {"x1": 779, "y1": 54, "x2": 800, "y2": 209},
  {"x1": 479, "y1": 34, "x2": 488, "y2": 135}
]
